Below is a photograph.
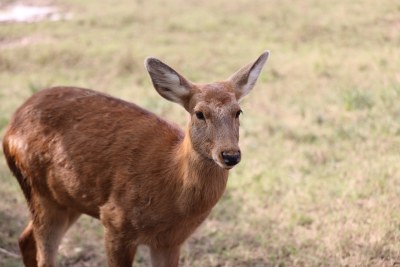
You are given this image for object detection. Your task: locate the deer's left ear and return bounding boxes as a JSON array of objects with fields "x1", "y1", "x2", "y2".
[{"x1": 228, "y1": 51, "x2": 269, "y2": 101}]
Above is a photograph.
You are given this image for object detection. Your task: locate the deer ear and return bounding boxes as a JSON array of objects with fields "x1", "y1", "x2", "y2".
[
  {"x1": 228, "y1": 51, "x2": 269, "y2": 101},
  {"x1": 145, "y1": 57, "x2": 193, "y2": 109}
]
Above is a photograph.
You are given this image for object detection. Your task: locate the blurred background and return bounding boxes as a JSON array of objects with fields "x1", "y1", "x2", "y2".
[{"x1": 1, "y1": 0, "x2": 400, "y2": 266}]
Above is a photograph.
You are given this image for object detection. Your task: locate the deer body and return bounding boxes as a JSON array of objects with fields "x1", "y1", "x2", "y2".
[{"x1": 3, "y1": 51, "x2": 269, "y2": 267}]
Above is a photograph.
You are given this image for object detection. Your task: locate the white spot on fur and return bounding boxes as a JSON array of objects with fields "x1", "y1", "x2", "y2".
[{"x1": 8, "y1": 134, "x2": 27, "y2": 154}]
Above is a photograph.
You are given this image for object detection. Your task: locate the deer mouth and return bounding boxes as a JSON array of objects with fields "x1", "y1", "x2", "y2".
[{"x1": 212, "y1": 156, "x2": 238, "y2": 170}]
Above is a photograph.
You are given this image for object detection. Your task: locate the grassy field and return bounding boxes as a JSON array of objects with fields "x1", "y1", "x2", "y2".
[{"x1": 1, "y1": 0, "x2": 400, "y2": 266}]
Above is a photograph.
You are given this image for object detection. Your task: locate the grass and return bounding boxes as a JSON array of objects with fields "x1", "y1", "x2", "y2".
[{"x1": 1, "y1": 0, "x2": 400, "y2": 266}]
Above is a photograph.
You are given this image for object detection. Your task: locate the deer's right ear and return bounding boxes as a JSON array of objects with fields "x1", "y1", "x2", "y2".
[{"x1": 145, "y1": 57, "x2": 193, "y2": 109}]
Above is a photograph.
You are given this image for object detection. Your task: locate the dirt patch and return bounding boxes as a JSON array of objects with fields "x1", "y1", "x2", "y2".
[{"x1": 0, "y1": 2, "x2": 71, "y2": 23}]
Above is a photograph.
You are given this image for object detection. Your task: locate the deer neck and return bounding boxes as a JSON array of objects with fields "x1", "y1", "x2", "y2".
[{"x1": 174, "y1": 128, "x2": 229, "y2": 214}]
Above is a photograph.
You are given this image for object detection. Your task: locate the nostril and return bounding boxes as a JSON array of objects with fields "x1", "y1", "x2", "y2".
[{"x1": 221, "y1": 151, "x2": 241, "y2": 166}]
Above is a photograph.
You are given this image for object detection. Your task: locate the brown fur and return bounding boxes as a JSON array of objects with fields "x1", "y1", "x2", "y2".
[{"x1": 2, "y1": 52, "x2": 268, "y2": 267}]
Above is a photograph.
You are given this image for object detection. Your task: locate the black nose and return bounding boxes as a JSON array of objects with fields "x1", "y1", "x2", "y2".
[{"x1": 221, "y1": 151, "x2": 241, "y2": 166}]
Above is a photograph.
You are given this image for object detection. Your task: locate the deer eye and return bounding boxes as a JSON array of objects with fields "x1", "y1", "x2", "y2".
[
  {"x1": 235, "y1": 110, "x2": 242, "y2": 118},
  {"x1": 195, "y1": 111, "x2": 205, "y2": 120}
]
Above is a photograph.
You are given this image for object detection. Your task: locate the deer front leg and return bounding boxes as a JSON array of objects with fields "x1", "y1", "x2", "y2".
[
  {"x1": 150, "y1": 246, "x2": 180, "y2": 267},
  {"x1": 101, "y1": 202, "x2": 138, "y2": 266},
  {"x1": 103, "y1": 228, "x2": 137, "y2": 267}
]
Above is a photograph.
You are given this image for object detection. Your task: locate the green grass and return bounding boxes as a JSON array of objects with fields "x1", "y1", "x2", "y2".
[{"x1": 1, "y1": 0, "x2": 400, "y2": 266}]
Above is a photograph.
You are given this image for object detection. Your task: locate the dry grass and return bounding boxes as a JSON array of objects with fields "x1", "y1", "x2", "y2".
[{"x1": 1, "y1": 0, "x2": 400, "y2": 266}]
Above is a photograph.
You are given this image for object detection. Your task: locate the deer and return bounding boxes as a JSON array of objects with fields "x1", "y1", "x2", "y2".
[{"x1": 2, "y1": 50, "x2": 269, "y2": 267}]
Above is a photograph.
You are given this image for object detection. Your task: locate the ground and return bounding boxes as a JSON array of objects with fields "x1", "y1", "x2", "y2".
[{"x1": 0, "y1": 0, "x2": 400, "y2": 266}]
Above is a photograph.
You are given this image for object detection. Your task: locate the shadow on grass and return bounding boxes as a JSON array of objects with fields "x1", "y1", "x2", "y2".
[{"x1": 181, "y1": 189, "x2": 272, "y2": 266}]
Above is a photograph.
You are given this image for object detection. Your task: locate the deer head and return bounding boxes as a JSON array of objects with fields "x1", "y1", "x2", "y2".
[{"x1": 145, "y1": 51, "x2": 269, "y2": 169}]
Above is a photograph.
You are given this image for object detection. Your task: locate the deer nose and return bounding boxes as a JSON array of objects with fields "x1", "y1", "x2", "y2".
[{"x1": 221, "y1": 150, "x2": 241, "y2": 166}]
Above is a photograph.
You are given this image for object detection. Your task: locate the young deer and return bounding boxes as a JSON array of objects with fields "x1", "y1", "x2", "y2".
[{"x1": 3, "y1": 51, "x2": 269, "y2": 267}]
